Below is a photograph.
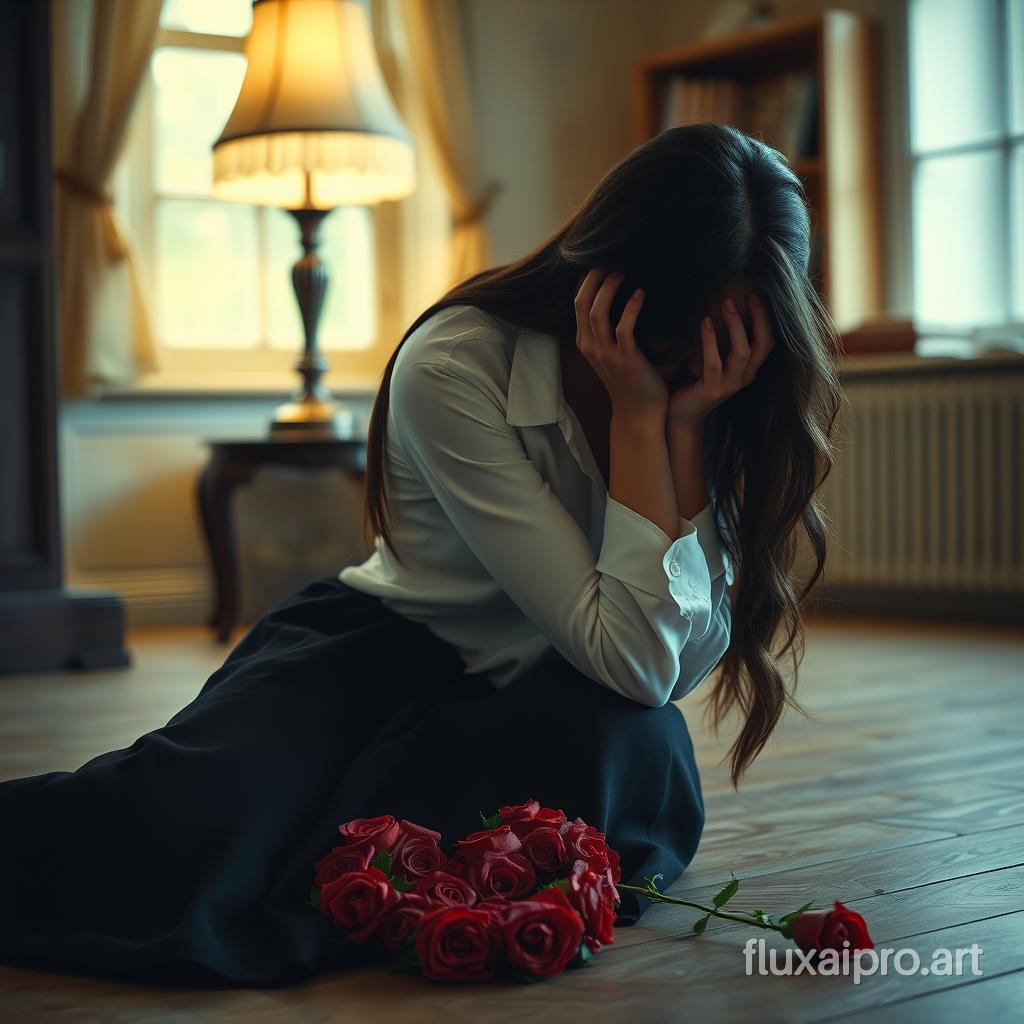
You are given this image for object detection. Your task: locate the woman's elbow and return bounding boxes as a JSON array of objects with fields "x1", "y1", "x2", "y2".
[
  {"x1": 608, "y1": 652, "x2": 681, "y2": 708},
  {"x1": 584, "y1": 618, "x2": 686, "y2": 708},
  {"x1": 636, "y1": 685, "x2": 675, "y2": 709},
  {"x1": 672, "y1": 614, "x2": 732, "y2": 701}
]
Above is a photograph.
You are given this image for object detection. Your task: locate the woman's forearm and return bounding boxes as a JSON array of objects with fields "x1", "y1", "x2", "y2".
[
  {"x1": 609, "y1": 414, "x2": 680, "y2": 541},
  {"x1": 667, "y1": 422, "x2": 709, "y2": 521}
]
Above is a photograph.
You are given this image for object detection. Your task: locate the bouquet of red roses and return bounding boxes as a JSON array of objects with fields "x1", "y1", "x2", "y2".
[
  {"x1": 310, "y1": 798, "x2": 875, "y2": 984},
  {"x1": 309, "y1": 799, "x2": 620, "y2": 982}
]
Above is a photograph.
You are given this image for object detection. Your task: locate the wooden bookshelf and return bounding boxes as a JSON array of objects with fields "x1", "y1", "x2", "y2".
[{"x1": 633, "y1": 10, "x2": 883, "y2": 336}]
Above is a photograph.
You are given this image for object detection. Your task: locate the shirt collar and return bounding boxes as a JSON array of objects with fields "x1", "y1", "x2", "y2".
[{"x1": 505, "y1": 326, "x2": 563, "y2": 427}]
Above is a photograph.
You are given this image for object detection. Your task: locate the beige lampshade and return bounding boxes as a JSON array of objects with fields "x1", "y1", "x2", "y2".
[{"x1": 212, "y1": 0, "x2": 415, "y2": 209}]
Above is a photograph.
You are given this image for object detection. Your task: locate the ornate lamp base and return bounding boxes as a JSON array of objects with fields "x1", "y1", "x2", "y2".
[
  {"x1": 270, "y1": 207, "x2": 355, "y2": 441},
  {"x1": 270, "y1": 394, "x2": 354, "y2": 440}
]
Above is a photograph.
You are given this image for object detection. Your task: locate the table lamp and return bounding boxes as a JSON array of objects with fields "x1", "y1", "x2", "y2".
[{"x1": 212, "y1": 0, "x2": 415, "y2": 439}]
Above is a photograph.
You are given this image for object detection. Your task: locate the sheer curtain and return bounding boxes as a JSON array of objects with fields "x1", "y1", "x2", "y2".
[
  {"x1": 50, "y1": 0, "x2": 162, "y2": 397},
  {"x1": 398, "y1": 0, "x2": 501, "y2": 287},
  {"x1": 369, "y1": 0, "x2": 498, "y2": 347}
]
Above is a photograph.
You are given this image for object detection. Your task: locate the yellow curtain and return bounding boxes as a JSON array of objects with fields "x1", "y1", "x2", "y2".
[
  {"x1": 395, "y1": 0, "x2": 500, "y2": 289},
  {"x1": 51, "y1": 0, "x2": 162, "y2": 397}
]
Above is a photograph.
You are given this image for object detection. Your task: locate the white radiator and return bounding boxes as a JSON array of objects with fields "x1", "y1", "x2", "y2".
[{"x1": 816, "y1": 358, "x2": 1023, "y2": 613}]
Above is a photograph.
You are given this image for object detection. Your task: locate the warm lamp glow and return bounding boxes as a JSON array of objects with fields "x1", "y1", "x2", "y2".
[{"x1": 212, "y1": 0, "x2": 415, "y2": 209}]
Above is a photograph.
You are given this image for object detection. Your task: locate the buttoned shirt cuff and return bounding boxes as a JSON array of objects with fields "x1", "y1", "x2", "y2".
[
  {"x1": 686, "y1": 502, "x2": 735, "y2": 586},
  {"x1": 597, "y1": 494, "x2": 714, "y2": 636}
]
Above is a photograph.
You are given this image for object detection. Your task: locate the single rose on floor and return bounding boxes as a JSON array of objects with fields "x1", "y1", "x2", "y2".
[
  {"x1": 617, "y1": 874, "x2": 875, "y2": 959},
  {"x1": 789, "y1": 901, "x2": 873, "y2": 957}
]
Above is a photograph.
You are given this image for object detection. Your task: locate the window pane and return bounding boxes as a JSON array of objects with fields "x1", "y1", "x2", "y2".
[
  {"x1": 1013, "y1": 144, "x2": 1024, "y2": 320},
  {"x1": 152, "y1": 47, "x2": 246, "y2": 195},
  {"x1": 264, "y1": 207, "x2": 377, "y2": 352},
  {"x1": 909, "y1": 0, "x2": 1000, "y2": 153},
  {"x1": 160, "y1": 0, "x2": 252, "y2": 36},
  {"x1": 155, "y1": 199, "x2": 260, "y2": 347},
  {"x1": 912, "y1": 150, "x2": 1005, "y2": 328},
  {"x1": 1011, "y1": 0, "x2": 1024, "y2": 133}
]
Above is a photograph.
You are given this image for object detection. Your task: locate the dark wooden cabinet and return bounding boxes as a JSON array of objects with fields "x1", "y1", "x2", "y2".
[{"x1": 0, "y1": 0, "x2": 128, "y2": 672}]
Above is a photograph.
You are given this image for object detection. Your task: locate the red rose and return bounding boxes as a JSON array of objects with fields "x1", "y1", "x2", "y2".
[
  {"x1": 438, "y1": 855, "x2": 468, "y2": 878},
  {"x1": 502, "y1": 888, "x2": 584, "y2": 977},
  {"x1": 791, "y1": 902, "x2": 874, "y2": 955},
  {"x1": 599, "y1": 864, "x2": 620, "y2": 905},
  {"x1": 411, "y1": 870, "x2": 478, "y2": 907},
  {"x1": 467, "y1": 852, "x2": 537, "y2": 900},
  {"x1": 563, "y1": 819, "x2": 615, "y2": 877},
  {"x1": 337, "y1": 815, "x2": 401, "y2": 855},
  {"x1": 455, "y1": 824, "x2": 522, "y2": 862},
  {"x1": 475, "y1": 896, "x2": 513, "y2": 924},
  {"x1": 319, "y1": 867, "x2": 398, "y2": 943},
  {"x1": 498, "y1": 799, "x2": 540, "y2": 821},
  {"x1": 390, "y1": 820, "x2": 444, "y2": 880},
  {"x1": 506, "y1": 807, "x2": 568, "y2": 840},
  {"x1": 312, "y1": 843, "x2": 372, "y2": 886},
  {"x1": 415, "y1": 906, "x2": 503, "y2": 982},
  {"x1": 606, "y1": 844, "x2": 622, "y2": 884},
  {"x1": 566, "y1": 864, "x2": 617, "y2": 952},
  {"x1": 520, "y1": 826, "x2": 567, "y2": 874},
  {"x1": 376, "y1": 892, "x2": 433, "y2": 952},
  {"x1": 570, "y1": 859, "x2": 619, "y2": 906}
]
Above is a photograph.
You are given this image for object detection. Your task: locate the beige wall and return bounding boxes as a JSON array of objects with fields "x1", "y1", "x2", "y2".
[
  {"x1": 61, "y1": 398, "x2": 374, "y2": 628},
  {"x1": 463, "y1": 0, "x2": 908, "y2": 312},
  {"x1": 64, "y1": 0, "x2": 909, "y2": 630}
]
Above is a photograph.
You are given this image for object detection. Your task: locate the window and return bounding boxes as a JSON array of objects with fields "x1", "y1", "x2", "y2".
[
  {"x1": 124, "y1": 0, "x2": 379, "y2": 384},
  {"x1": 907, "y1": 0, "x2": 1024, "y2": 338}
]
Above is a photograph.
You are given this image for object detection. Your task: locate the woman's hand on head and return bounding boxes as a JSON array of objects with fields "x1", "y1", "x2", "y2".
[
  {"x1": 667, "y1": 292, "x2": 777, "y2": 432},
  {"x1": 574, "y1": 267, "x2": 668, "y2": 428}
]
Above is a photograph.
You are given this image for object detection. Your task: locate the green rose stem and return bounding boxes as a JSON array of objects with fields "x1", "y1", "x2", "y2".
[
  {"x1": 616, "y1": 886, "x2": 778, "y2": 929},
  {"x1": 616, "y1": 877, "x2": 810, "y2": 938}
]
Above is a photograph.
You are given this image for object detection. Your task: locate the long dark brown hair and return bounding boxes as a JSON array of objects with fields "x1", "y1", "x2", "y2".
[{"x1": 363, "y1": 123, "x2": 843, "y2": 786}]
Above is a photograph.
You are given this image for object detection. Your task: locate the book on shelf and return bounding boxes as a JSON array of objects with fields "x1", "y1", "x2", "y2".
[
  {"x1": 745, "y1": 70, "x2": 818, "y2": 162},
  {"x1": 660, "y1": 69, "x2": 818, "y2": 163},
  {"x1": 659, "y1": 74, "x2": 743, "y2": 131}
]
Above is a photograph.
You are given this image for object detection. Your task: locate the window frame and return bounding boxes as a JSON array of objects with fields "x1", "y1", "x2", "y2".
[
  {"x1": 906, "y1": 0, "x2": 1024, "y2": 342},
  {"x1": 116, "y1": 20, "x2": 394, "y2": 395}
]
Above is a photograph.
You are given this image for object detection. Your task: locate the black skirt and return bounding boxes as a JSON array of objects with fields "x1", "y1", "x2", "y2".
[{"x1": 0, "y1": 578, "x2": 704, "y2": 986}]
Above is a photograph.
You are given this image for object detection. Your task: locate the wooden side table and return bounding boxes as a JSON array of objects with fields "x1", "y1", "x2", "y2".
[{"x1": 196, "y1": 438, "x2": 367, "y2": 642}]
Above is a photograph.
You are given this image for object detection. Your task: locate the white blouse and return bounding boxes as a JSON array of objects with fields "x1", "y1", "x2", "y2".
[{"x1": 340, "y1": 303, "x2": 735, "y2": 707}]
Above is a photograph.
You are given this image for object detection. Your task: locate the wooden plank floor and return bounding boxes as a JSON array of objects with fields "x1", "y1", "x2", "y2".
[{"x1": 1, "y1": 613, "x2": 1022, "y2": 1022}]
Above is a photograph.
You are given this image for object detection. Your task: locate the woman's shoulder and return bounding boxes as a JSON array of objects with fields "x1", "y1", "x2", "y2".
[{"x1": 394, "y1": 303, "x2": 517, "y2": 391}]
